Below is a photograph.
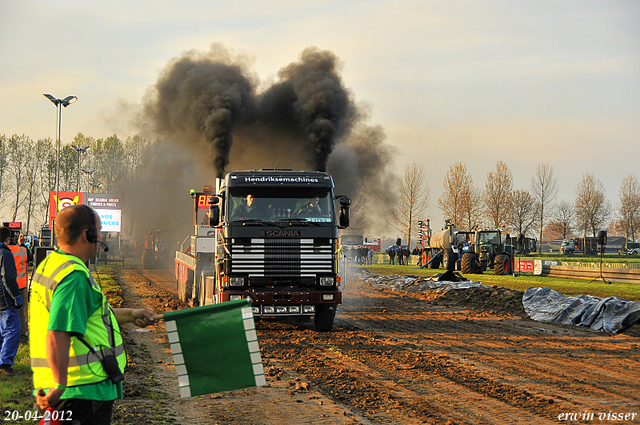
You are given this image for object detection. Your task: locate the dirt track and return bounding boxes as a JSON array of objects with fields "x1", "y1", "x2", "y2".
[{"x1": 111, "y1": 265, "x2": 640, "y2": 424}]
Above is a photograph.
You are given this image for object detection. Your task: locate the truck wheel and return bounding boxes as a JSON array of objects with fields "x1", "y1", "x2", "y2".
[
  {"x1": 142, "y1": 249, "x2": 155, "y2": 269},
  {"x1": 461, "y1": 252, "x2": 479, "y2": 274},
  {"x1": 494, "y1": 254, "x2": 510, "y2": 275},
  {"x1": 428, "y1": 255, "x2": 441, "y2": 269},
  {"x1": 314, "y1": 304, "x2": 336, "y2": 332},
  {"x1": 443, "y1": 249, "x2": 456, "y2": 271}
]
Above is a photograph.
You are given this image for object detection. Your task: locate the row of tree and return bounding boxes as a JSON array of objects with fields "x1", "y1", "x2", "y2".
[
  {"x1": 390, "y1": 161, "x2": 640, "y2": 251},
  {"x1": 0, "y1": 133, "x2": 151, "y2": 235},
  {"x1": 3, "y1": 131, "x2": 639, "y2": 251}
]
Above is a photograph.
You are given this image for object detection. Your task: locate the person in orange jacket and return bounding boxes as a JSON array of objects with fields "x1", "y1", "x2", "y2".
[{"x1": 8, "y1": 234, "x2": 32, "y2": 338}]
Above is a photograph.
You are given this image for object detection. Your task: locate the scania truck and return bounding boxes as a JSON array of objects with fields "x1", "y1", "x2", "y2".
[{"x1": 175, "y1": 169, "x2": 350, "y2": 331}]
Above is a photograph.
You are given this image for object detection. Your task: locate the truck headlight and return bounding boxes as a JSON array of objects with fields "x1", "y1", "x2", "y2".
[
  {"x1": 229, "y1": 295, "x2": 244, "y2": 301},
  {"x1": 319, "y1": 277, "x2": 334, "y2": 286},
  {"x1": 303, "y1": 305, "x2": 315, "y2": 313},
  {"x1": 322, "y1": 294, "x2": 334, "y2": 301},
  {"x1": 229, "y1": 277, "x2": 245, "y2": 287}
]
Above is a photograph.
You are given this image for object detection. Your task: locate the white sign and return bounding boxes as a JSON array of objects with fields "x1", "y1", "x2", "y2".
[{"x1": 98, "y1": 209, "x2": 122, "y2": 233}]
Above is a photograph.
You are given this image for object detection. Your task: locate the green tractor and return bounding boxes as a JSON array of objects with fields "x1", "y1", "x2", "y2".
[
  {"x1": 142, "y1": 229, "x2": 174, "y2": 269},
  {"x1": 460, "y1": 229, "x2": 514, "y2": 275}
]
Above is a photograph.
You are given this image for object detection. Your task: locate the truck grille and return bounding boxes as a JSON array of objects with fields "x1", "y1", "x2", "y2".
[{"x1": 230, "y1": 238, "x2": 334, "y2": 278}]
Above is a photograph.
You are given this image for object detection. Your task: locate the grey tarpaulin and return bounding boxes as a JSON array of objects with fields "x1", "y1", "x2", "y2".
[{"x1": 523, "y1": 287, "x2": 640, "y2": 334}]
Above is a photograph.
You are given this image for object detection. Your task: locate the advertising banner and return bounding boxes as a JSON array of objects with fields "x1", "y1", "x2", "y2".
[
  {"x1": 96, "y1": 209, "x2": 122, "y2": 232},
  {"x1": 49, "y1": 191, "x2": 83, "y2": 229}
]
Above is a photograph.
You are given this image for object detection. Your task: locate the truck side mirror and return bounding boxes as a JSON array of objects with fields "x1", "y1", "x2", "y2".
[
  {"x1": 338, "y1": 197, "x2": 350, "y2": 229},
  {"x1": 209, "y1": 196, "x2": 220, "y2": 226}
]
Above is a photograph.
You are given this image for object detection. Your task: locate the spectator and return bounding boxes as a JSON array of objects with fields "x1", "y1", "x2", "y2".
[
  {"x1": 0, "y1": 226, "x2": 22, "y2": 376},
  {"x1": 9, "y1": 234, "x2": 32, "y2": 338},
  {"x1": 387, "y1": 247, "x2": 396, "y2": 265}
]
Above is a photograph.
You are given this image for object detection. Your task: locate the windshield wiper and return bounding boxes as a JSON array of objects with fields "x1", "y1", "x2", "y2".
[
  {"x1": 235, "y1": 219, "x2": 269, "y2": 226},
  {"x1": 275, "y1": 218, "x2": 327, "y2": 226}
]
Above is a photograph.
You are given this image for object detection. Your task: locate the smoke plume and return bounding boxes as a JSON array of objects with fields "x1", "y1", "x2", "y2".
[{"x1": 133, "y1": 43, "x2": 396, "y2": 236}]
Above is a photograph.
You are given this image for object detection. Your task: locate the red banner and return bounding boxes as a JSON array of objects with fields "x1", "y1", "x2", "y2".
[
  {"x1": 515, "y1": 259, "x2": 534, "y2": 273},
  {"x1": 49, "y1": 191, "x2": 83, "y2": 228}
]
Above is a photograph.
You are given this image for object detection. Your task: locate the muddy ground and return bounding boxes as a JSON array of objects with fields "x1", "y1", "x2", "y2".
[{"x1": 110, "y1": 265, "x2": 640, "y2": 424}]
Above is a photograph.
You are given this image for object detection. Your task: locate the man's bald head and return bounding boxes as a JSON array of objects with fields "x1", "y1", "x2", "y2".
[{"x1": 56, "y1": 205, "x2": 97, "y2": 246}]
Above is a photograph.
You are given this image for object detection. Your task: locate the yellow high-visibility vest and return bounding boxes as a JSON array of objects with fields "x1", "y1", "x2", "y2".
[{"x1": 29, "y1": 250, "x2": 126, "y2": 389}]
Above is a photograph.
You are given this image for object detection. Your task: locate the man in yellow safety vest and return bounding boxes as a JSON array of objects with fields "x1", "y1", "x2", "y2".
[{"x1": 30, "y1": 205, "x2": 155, "y2": 423}]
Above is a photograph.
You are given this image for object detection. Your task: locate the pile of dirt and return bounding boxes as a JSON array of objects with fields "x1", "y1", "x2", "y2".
[
  {"x1": 355, "y1": 268, "x2": 527, "y2": 317},
  {"x1": 432, "y1": 286, "x2": 527, "y2": 317}
]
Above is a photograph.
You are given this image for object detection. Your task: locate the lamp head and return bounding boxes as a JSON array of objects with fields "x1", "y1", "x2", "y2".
[
  {"x1": 61, "y1": 96, "x2": 78, "y2": 107},
  {"x1": 43, "y1": 93, "x2": 60, "y2": 106}
]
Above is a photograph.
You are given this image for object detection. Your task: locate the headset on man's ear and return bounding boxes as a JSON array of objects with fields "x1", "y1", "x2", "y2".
[
  {"x1": 82, "y1": 205, "x2": 109, "y2": 252},
  {"x1": 83, "y1": 205, "x2": 98, "y2": 243}
]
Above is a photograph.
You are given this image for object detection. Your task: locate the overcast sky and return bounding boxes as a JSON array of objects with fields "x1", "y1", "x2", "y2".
[{"x1": 1, "y1": 0, "x2": 638, "y2": 231}]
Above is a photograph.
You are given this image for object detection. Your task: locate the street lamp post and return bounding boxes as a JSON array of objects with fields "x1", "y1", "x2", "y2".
[
  {"x1": 71, "y1": 145, "x2": 91, "y2": 192},
  {"x1": 44, "y1": 94, "x2": 78, "y2": 245},
  {"x1": 81, "y1": 169, "x2": 97, "y2": 193}
]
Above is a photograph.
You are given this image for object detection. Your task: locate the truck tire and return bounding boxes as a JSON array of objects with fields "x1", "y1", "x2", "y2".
[
  {"x1": 428, "y1": 254, "x2": 441, "y2": 269},
  {"x1": 314, "y1": 304, "x2": 336, "y2": 332},
  {"x1": 142, "y1": 249, "x2": 155, "y2": 269},
  {"x1": 461, "y1": 252, "x2": 479, "y2": 274},
  {"x1": 494, "y1": 253, "x2": 510, "y2": 275},
  {"x1": 443, "y1": 249, "x2": 456, "y2": 271}
]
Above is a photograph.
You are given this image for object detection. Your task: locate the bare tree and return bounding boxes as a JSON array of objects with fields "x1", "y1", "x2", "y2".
[
  {"x1": 617, "y1": 174, "x2": 640, "y2": 242},
  {"x1": 463, "y1": 186, "x2": 483, "y2": 231},
  {"x1": 0, "y1": 135, "x2": 8, "y2": 199},
  {"x1": 438, "y1": 162, "x2": 477, "y2": 230},
  {"x1": 483, "y1": 161, "x2": 513, "y2": 228},
  {"x1": 575, "y1": 173, "x2": 611, "y2": 239},
  {"x1": 7, "y1": 135, "x2": 32, "y2": 221},
  {"x1": 348, "y1": 177, "x2": 369, "y2": 231},
  {"x1": 531, "y1": 163, "x2": 557, "y2": 253},
  {"x1": 552, "y1": 200, "x2": 575, "y2": 239},
  {"x1": 93, "y1": 134, "x2": 126, "y2": 192},
  {"x1": 508, "y1": 189, "x2": 536, "y2": 237},
  {"x1": 390, "y1": 162, "x2": 430, "y2": 249},
  {"x1": 39, "y1": 141, "x2": 57, "y2": 225}
]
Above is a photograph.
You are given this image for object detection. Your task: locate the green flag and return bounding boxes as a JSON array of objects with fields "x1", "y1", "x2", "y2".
[{"x1": 164, "y1": 299, "x2": 266, "y2": 397}]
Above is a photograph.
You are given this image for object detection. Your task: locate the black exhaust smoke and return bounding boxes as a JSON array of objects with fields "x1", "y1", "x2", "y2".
[
  {"x1": 136, "y1": 43, "x2": 396, "y2": 234},
  {"x1": 142, "y1": 46, "x2": 256, "y2": 178}
]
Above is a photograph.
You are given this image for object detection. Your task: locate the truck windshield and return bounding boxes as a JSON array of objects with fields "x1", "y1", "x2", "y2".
[{"x1": 228, "y1": 187, "x2": 334, "y2": 223}]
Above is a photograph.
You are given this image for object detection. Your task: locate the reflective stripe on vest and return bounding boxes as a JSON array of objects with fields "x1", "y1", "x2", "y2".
[
  {"x1": 29, "y1": 251, "x2": 126, "y2": 389},
  {"x1": 8, "y1": 245, "x2": 27, "y2": 289}
]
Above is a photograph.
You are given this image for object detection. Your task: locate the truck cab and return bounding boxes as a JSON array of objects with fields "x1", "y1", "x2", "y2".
[{"x1": 175, "y1": 169, "x2": 350, "y2": 331}]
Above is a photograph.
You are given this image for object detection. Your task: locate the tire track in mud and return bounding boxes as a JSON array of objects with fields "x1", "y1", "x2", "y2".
[
  {"x1": 259, "y1": 324, "x2": 560, "y2": 424},
  {"x1": 114, "y1": 265, "x2": 640, "y2": 424},
  {"x1": 334, "y1": 275, "x2": 640, "y2": 422}
]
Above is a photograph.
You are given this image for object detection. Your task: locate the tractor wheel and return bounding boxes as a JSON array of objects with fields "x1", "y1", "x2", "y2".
[
  {"x1": 443, "y1": 249, "x2": 456, "y2": 271},
  {"x1": 461, "y1": 252, "x2": 479, "y2": 274},
  {"x1": 430, "y1": 256, "x2": 441, "y2": 269},
  {"x1": 314, "y1": 304, "x2": 336, "y2": 332},
  {"x1": 494, "y1": 253, "x2": 511, "y2": 275},
  {"x1": 142, "y1": 249, "x2": 155, "y2": 269}
]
